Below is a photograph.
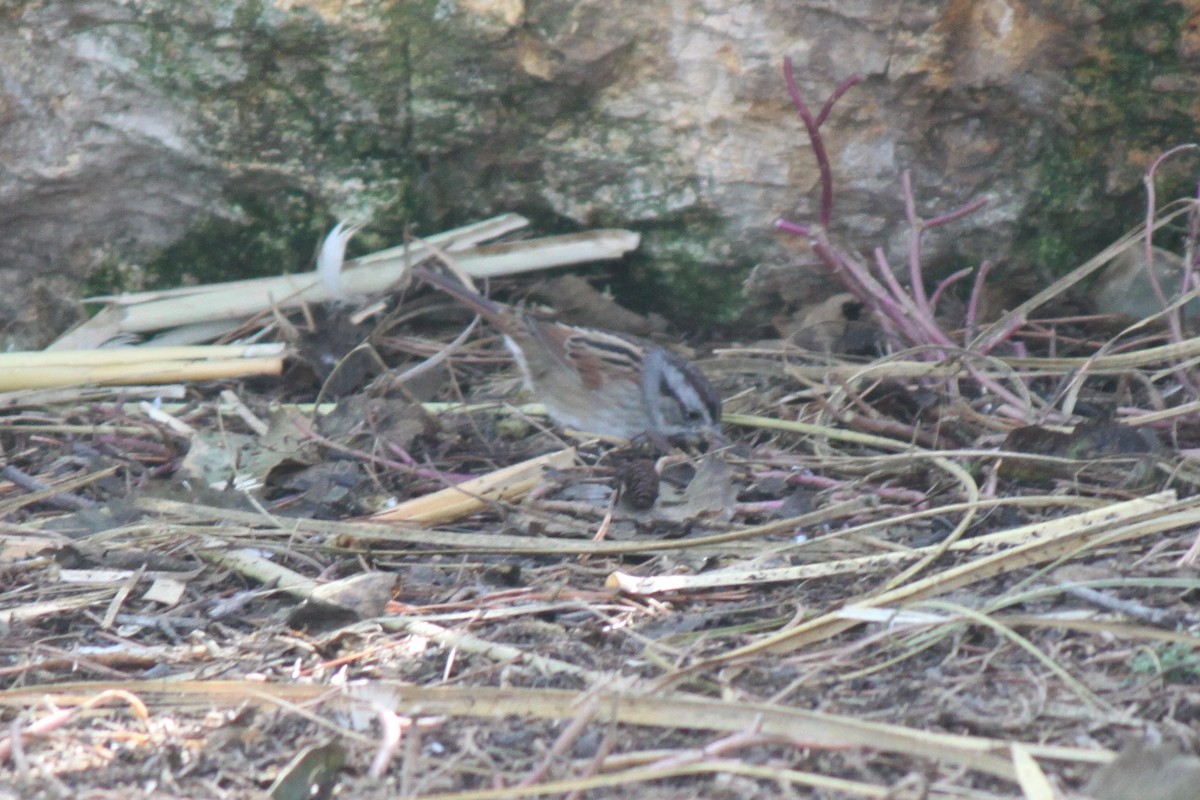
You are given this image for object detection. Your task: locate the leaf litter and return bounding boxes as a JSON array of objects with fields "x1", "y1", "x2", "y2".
[{"x1": 5, "y1": 64, "x2": 1200, "y2": 800}]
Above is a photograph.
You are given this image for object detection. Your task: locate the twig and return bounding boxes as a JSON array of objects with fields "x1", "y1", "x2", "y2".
[
  {"x1": 1064, "y1": 585, "x2": 1175, "y2": 628},
  {"x1": 516, "y1": 696, "x2": 599, "y2": 788},
  {"x1": 646, "y1": 718, "x2": 772, "y2": 771},
  {"x1": 1, "y1": 464, "x2": 97, "y2": 511}
]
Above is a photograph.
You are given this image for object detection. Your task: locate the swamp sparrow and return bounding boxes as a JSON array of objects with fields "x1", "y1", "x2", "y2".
[{"x1": 413, "y1": 267, "x2": 722, "y2": 445}]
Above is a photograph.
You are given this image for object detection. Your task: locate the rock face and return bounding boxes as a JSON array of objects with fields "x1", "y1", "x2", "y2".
[
  {"x1": 0, "y1": 2, "x2": 220, "y2": 348},
  {"x1": 0, "y1": 0, "x2": 1195, "y2": 347}
]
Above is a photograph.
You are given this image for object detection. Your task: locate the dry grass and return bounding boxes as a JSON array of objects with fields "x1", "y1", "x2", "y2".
[
  {"x1": 5, "y1": 63, "x2": 1200, "y2": 800},
  {"x1": 4, "y1": 266, "x2": 1200, "y2": 799}
]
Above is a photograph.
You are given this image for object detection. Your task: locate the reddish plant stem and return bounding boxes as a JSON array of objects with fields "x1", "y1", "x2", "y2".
[
  {"x1": 817, "y1": 75, "x2": 863, "y2": 127},
  {"x1": 808, "y1": 241, "x2": 902, "y2": 343},
  {"x1": 1144, "y1": 143, "x2": 1200, "y2": 395},
  {"x1": 775, "y1": 63, "x2": 1034, "y2": 420},
  {"x1": 929, "y1": 266, "x2": 973, "y2": 315},
  {"x1": 925, "y1": 196, "x2": 990, "y2": 228},
  {"x1": 903, "y1": 171, "x2": 989, "y2": 321},
  {"x1": 872, "y1": 248, "x2": 956, "y2": 352},
  {"x1": 965, "y1": 260, "x2": 995, "y2": 339},
  {"x1": 782, "y1": 57, "x2": 860, "y2": 228},
  {"x1": 1187, "y1": 177, "x2": 1200, "y2": 289},
  {"x1": 902, "y1": 172, "x2": 933, "y2": 316},
  {"x1": 1143, "y1": 149, "x2": 1187, "y2": 315},
  {"x1": 974, "y1": 311, "x2": 1027, "y2": 357},
  {"x1": 775, "y1": 219, "x2": 810, "y2": 237}
]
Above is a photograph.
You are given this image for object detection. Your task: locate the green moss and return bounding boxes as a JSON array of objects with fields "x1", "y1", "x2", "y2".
[
  {"x1": 85, "y1": 1, "x2": 445, "y2": 295},
  {"x1": 92, "y1": 2, "x2": 740, "y2": 320},
  {"x1": 617, "y1": 215, "x2": 752, "y2": 327},
  {"x1": 1129, "y1": 642, "x2": 1200, "y2": 683},
  {"x1": 84, "y1": 188, "x2": 339, "y2": 297},
  {"x1": 142, "y1": 189, "x2": 327, "y2": 289},
  {"x1": 478, "y1": 201, "x2": 747, "y2": 328},
  {"x1": 1015, "y1": 1, "x2": 1194, "y2": 274},
  {"x1": 1019, "y1": 139, "x2": 1109, "y2": 270},
  {"x1": 82, "y1": 257, "x2": 146, "y2": 298}
]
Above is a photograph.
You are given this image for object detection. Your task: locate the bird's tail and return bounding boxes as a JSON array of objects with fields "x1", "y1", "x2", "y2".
[{"x1": 411, "y1": 266, "x2": 513, "y2": 330}]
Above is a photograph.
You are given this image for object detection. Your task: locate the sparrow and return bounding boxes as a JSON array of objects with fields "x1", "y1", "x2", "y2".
[{"x1": 413, "y1": 267, "x2": 721, "y2": 445}]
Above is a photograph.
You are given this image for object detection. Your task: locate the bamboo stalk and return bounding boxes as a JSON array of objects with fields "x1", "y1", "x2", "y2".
[
  {"x1": 0, "y1": 344, "x2": 283, "y2": 368},
  {"x1": 0, "y1": 346, "x2": 285, "y2": 391}
]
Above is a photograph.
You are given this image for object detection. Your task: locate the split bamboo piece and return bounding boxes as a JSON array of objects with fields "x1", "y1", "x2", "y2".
[
  {"x1": 54, "y1": 215, "x2": 639, "y2": 347},
  {"x1": 368, "y1": 447, "x2": 577, "y2": 526}
]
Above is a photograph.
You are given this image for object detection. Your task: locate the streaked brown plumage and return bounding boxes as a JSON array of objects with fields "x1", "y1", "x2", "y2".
[{"x1": 413, "y1": 267, "x2": 721, "y2": 444}]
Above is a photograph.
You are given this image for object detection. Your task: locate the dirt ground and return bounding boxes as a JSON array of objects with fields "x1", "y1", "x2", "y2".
[{"x1": 4, "y1": 258, "x2": 1200, "y2": 800}]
